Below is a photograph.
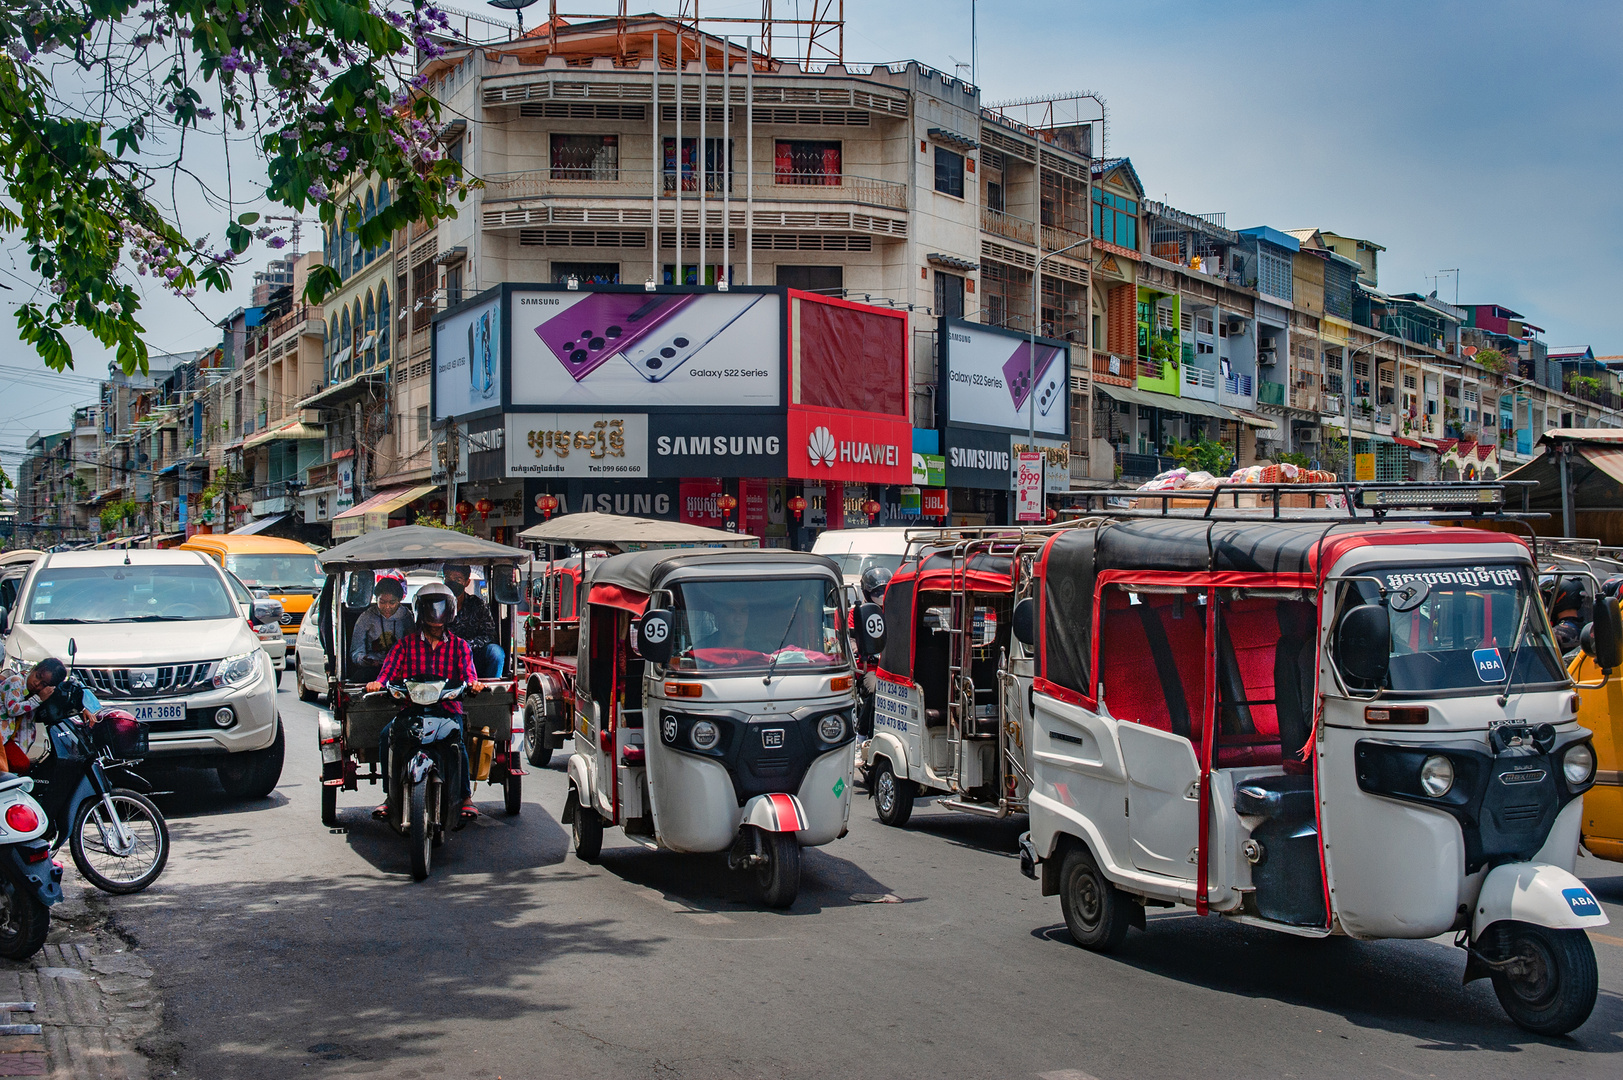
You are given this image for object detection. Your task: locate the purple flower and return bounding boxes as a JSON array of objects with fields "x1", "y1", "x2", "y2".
[
  {"x1": 308, "y1": 181, "x2": 330, "y2": 201},
  {"x1": 266, "y1": 237, "x2": 288, "y2": 249}
]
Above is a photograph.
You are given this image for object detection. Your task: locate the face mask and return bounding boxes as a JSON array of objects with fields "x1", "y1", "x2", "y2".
[{"x1": 447, "y1": 579, "x2": 466, "y2": 595}]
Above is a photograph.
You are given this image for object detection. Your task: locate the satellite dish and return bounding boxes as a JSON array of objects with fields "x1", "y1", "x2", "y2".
[{"x1": 488, "y1": 0, "x2": 540, "y2": 34}]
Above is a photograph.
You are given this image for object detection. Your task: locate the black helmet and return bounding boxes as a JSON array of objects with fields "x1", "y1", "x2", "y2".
[
  {"x1": 414, "y1": 582, "x2": 456, "y2": 626},
  {"x1": 860, "y1": 566, "x2": 893, "y2": 603},
  {"x1": 1550, "y1": 577, "x2": 1588, "y2": 620}
]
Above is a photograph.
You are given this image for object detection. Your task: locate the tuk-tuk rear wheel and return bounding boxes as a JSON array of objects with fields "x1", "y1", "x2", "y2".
[
  {"x1": 1489, "y1": 922, "x2": 1598, "y2": 1036},
  {"x1": 320, "y1": 784, "x2": 337, "y2": 827},
  {"x1": 524, "y1": 694, "x2": 554, "y2": 768},
  {"x1": 1059, "y1": 845, "x2": 1133, "y2": 953},
  {"x1": 872, "y1": 760, "x2": 914, "y2": 828},
  {"x1": 572, "y1": 795, "x2": 603, "y2": 863}
]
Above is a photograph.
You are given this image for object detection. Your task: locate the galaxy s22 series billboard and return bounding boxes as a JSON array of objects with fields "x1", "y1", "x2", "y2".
[
  {"x1": 939, "y1": 318, "x2": 1070, "y2": 437},
  {"x1": 509, "y1": 287, "x2": 782, "y2": 409},
  {"x1": 434, "y1": 291, "x2": 503, "y2": 420}
]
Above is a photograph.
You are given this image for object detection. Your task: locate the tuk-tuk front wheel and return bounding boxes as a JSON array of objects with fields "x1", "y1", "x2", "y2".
[
  {"x1": 320, "y1": 784, "x2": 337, "y2": 827},
  {"x1": 504, "y1": 768, "x2": 522, "y2": 816},
  {"x1": 524, "y1": 694, "x2": 554, "y2": 768},
  {"x1": 1487, "y1": 921, "x2": 1598, "y2": 1036},
  {"x1": 571, "y1": 792, "x2": 603, "y2": 863},
  {"x1": 872, "y1": 759, "x2": 915, "y2": 828},
  {"x1": 1059, "y1": 845, "x2": 1134, "y2": 953},
  {"x1": 754, "y1": 829, "x2": 800, "y2": 909}
]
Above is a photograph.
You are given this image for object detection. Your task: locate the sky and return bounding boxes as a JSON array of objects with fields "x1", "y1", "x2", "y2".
[{"x1": 5, "y1": 0, "x2": 1619, "y2": 474}]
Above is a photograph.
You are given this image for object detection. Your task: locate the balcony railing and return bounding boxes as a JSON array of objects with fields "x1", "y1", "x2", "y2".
[
  {"x1": 1223, "y1": 373, "x2": 1253, "y2": 398},
  {"x1": 1092, "y1": 351, "x2": 1130, "y2": 383},
  {"x1": 1138, "y1": 358, "x2": 1165, "y2": 381},
  {"x1": 1376, "y1": 409, "x2": 1395, "y2": 426},
  {"x1": 482, "y1": 168, "x2": 909, "y2": 211},
  {"x1": 1291, "y1": 388, "x2": 1319, "y2": 411},
  {"x1": 268, "y1": 303, "x2": 323, "y2": 343},
  {"x1": 981, "y1": 207, "x2": 1034, "y2": 245}
]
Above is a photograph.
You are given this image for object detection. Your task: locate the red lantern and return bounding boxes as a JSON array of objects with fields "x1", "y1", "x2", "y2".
[
  {"x1": 716, "y1": 493, "x2": 738, "y2": 519},
  {"x1": 787, "y1": 495, "x2": 807, "y2": 521},
  {"x1": 863, "y1": 498, "x2": 882, "y2": 523},
  {"x1": 536, "y1": 492, "x2": 559, "y2": 521},
  {"x1": 455, "y1": 499, "x2": 474, "y2": 522},
  {"x1": 474, "y1": 496, "x2": 494, "y2": 522},
  {"x1": 1045, "y1": 505, "x2": 1059, "y2": 524},
  {"x1": 427, "y1": 498, "x2": 445, "y2": 516}
]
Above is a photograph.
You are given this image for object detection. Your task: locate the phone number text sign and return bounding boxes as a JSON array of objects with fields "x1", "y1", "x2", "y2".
[{"x1": 505, "y1": 413, "x2": 649, "y2": 478}]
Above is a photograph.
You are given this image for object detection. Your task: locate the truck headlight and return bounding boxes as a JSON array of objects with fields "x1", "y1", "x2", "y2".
[
  {"x1": 689, "y1": 720, "x2": 720, "y2": 750},
  {"x1": 212, "y1": 651, "x2": 260, "y2": 689},
  {"x1": 6, "y1": 656, "x2": 33, "y2": 678},
  {"x1": 1563, "y1": 742, "x2": 1596, "y2": 786},
  {"x1": 1419, "y1": 754, "x2": 1454, "y2": 797},
  {"x1": 817, "y1": 712, "x2": 847, "y2": 743}
]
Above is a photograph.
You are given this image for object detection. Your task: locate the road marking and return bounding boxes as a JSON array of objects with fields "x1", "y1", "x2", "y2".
[
  {"x1": 1590, "y1": 930, "x2": 1623, "y2": 948},
  {"x1": 1039, "y1": 1070, "x2": 1100, "y2": 1080}
]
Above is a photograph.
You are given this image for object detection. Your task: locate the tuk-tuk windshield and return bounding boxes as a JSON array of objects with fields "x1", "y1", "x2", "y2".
[
  {"x1": 1338, "y1": 564, "x2": 1566, "y2": 692},
  {"x1": 668, "y1": 577, "x2": 846, "y2": 672}
]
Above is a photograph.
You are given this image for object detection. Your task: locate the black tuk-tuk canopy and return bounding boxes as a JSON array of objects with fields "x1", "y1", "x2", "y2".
[
  {"x1": 518, "y1": 513, "x2": 759, "y2": 553},
  {"x1": 317, "y1": 525, "x2": 530, "y2": 570}
]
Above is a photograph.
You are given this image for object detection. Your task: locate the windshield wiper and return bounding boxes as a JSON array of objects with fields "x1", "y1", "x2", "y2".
[
  {"x1": 1497, "y1": 586, "x2": 1535, "y2": 706},
  {"x1": 112, "y1": 615, "x2": 195, "y2": 622},
  {"x1": 762, "y1": 594, "x2": 805, "y2": 687},
  {"x1": 32, "y1": 617, "x2": 92, "y2": 624}
]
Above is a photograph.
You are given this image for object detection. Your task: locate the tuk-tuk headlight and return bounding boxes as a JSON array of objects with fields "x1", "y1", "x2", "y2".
[
  {"x1": 1562, "y1": 742, "x2": 1596, "y2": 786},
  {"x1": 817, "y1": 713, "x2": 846, "y2": 743},
  {"x1": 689, "y1": 720, "x2": 720, "y2": 750},
  {"x1": 1419, "y1": 754, "x2": 1454, "y2": 797}
]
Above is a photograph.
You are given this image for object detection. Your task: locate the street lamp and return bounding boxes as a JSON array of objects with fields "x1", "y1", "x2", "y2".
[
  {"x1": 1341, "y1": 333, "x2": 1399, "y2": 481},
  {"x1": 1028, "y1": 235, "x2": 1092, "y2": 451}
]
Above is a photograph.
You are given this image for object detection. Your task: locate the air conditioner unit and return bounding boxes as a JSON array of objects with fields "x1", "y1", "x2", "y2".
[
  {"x1": 1064, "y1": 300, "x2": 1081, "y2": 315},
  {"x1": 1227, "y1": 319, "x2": 1245, "y2": 336},
  {"x1": 1259, "y1": 335, "x2": 1277, "y2": 351},
  {"x1": 1258, "y1": 349, "x2": 1278, "y2": 366},
  {"x1": 1299, "y1": 428, "x2": 1320, "y2": 443}
]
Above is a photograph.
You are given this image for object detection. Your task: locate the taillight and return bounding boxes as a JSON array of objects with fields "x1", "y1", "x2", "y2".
[
  {"x1": 23, "y1": 845, "x2": 50, "y2": 864},
  {"x1": 599, "y1": 730, "x2": 614, "y2": 753},
  {"x1": 5, "y1": 803, "x2": 40, "y2": 833}
]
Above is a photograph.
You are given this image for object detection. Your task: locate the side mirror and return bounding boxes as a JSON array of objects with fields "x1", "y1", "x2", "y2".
[
  {"x1": 1592, "y1": 596, "x2": 1622, "y2": 670},
  {"x1": 1388, "y1": 580, "x2": 1428, "y2": 613},
  {"x1": 1337, "y1": 605, "x2": 1390, "y2": 688},
  {"x1": 344, "y1": 572, "x2": 374, "y2": 611},
  {"x1": 68, "y1": 637, "x2": 77, "y2": 662},
  {"x1": 491, "y1": 565, "x2": 521, "y2": 606},
  {"x1": 0, "y1": 606, "x2": 9, "y2": 634},
  {"x1": 252, "y1": 587, "x2": 271, "y2": 600},
  {"x1": 855, "y1": 602, "x2": 886, "y2": 658},
  {"x1": 638, "y1": 609, "x2": 674, "y2": 665},
  {"x1": 253, "y1": 599, "x2": 284, "y2": 629},
  {"x1": 1012, "y1": 596, "x2": 1037, "y2": 648}
]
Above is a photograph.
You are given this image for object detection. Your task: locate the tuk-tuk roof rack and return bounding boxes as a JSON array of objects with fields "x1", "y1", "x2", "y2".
[{"x1": 1063, "y1": 480, "x2": 1547, "y2": 524}]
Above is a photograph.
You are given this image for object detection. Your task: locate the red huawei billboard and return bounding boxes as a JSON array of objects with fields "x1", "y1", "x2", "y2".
[{"x1": 786, "y1": 292, "x2": 911, "y2": 484}]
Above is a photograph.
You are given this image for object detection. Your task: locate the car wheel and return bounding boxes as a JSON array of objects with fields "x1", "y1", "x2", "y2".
[{"x1": 217, "y1": 720, "x2": 286, "y2": 800}]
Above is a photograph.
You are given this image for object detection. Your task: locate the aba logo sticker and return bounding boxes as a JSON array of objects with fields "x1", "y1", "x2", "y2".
[
  {"x1": 1563, "y1": 887, "x2": 1602, "y2": 918},
  {"x1": 1472, "y1": 647, "x2": 1506, "y2": 682}
]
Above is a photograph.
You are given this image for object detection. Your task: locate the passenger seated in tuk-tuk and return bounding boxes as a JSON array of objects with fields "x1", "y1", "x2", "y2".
[
  {"x1": 349, "y1": 572, "x2": 414, "y2": 684},
  {"x1": 1547, "y1": 576, "x2": 1587, "y2": 654},
  {"x1": 365, "y1": 583, "x2": 485, "y2": 820},
  {"x1": 442, "y1": 563, "x2": 504, "y2": 679}
]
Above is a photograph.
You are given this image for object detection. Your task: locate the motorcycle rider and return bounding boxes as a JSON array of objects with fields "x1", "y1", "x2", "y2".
[
  {"x1": 366, "y1": 583, "x2": 485, "y2": 821},
  {"x1": 349, "y1": 572, "x2": 414, "y2": 682},
  {"x1": 442, "y1": 563, "x2": 504, "y2": 679},
  {"x1": 854, "y1": 567, "x2": 891, "y2": 739}
]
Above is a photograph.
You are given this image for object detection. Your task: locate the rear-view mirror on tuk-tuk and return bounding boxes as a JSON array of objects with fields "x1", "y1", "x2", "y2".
[
  {"x1": 344, "y1": 572, "x2": 374, "y2": 611},
  {"x1": 491, "y1": 565, "x2": 521, "y2": 606},
  {"x1": 638, "y1": 609, "x2": 674, "y2": 665},
  {"x1": 1388, "y1": 580, "x2": 1429, "y2": 613},
  {"x1": 1588, "y1": 595, "x2": 1623, "y2": 670},
  {"x1": 855, "y1": 602, "x2": 886, "y2": 657},
  {"x1": 1337, "y1": 604, "x2": 1391, "y2": 688},
  {"x1": 1012, "y1": 597, "x2": 1037, "y2": 648}
]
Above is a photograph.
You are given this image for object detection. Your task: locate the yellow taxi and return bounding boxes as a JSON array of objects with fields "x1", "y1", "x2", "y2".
[{"x1": 180, "y1": 534, "x2": 323, "y2": 664}]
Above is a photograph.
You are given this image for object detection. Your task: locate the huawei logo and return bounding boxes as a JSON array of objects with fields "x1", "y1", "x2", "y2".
[{"x1": 807, "y1": 426, "x2": 837, "y2": 468}]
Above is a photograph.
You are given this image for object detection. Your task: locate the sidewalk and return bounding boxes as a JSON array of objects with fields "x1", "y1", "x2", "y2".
[{"x1": 0, "y1": 867, "x2": 161, "y2": 1080}]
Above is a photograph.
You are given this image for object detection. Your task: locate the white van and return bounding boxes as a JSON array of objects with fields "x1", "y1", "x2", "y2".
[{"x1": 811, "y1": 527, "x2": 912, "y2": 588}]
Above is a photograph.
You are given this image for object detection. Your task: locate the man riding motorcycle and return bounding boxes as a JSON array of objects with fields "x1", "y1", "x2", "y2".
[
  {"x1": 366, "y1": 583, "x2": 485, "y2": 821},
  {"x1": 854, "y1": 566, "x2": 891, "y2": 739}
]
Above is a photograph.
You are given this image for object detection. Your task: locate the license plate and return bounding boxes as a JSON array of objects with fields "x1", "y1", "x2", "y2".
[{"x1": 131, "y1": 703, "x2": 186, "y2": 723}]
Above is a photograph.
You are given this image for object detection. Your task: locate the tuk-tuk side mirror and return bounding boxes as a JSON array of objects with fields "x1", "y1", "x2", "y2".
[
  {"x1": 638, "y1": 609, "x2": 674, "y2": 666},
  {"x1": 855, "y1": 602, "x2": 886, "y2": 658},
  {"x1": 344, "y1": 572, "x2": 374, "y2": 611},
  {"x1": 1589, "y1": 596, "x2": 1622, "y2": 670},
  {"x1": 1337, "y1": 605, "x2": 1390, "y2": 688},
  {"x1": 0, "y1": 606, "x2": 9, "y2": 634},
  {"x1": 491, "y1": 565, "x2": 521, "y2": 606},
  {"x1": 1012, "y1": 597, "x2": 1037, "y2": 649}
]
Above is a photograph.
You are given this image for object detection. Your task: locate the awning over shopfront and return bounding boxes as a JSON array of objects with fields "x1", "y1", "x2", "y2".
[
  {"x1": 298, "y1": 371, "x2": 386, "y2": 411},
  {"x1": 230, "y1": 514, "x2": 287, "y2": 536},
  {"x1": 1231, "y1": 410, "x2": 1279, "y2": 431},
  {"x1": 330, "y1": 484, "x2": 437, "y2": 539},
  {"x1": 244, "y1": 421, "x2": 324, "y2": 450},
  {"x1": 1501, "y1": 430, "x2": 1623, "y2": 543},
  {"x1": 1093, "y1": 384, "x2": 1238, "y2": 423}
]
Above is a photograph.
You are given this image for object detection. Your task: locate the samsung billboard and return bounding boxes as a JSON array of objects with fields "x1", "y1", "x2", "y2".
[{"x1": 938, "y1": 317, "x2": 1071, "y2": 438}]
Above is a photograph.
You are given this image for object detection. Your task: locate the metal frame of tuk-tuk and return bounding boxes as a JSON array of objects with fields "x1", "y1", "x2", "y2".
[{"x1": 317, "y1": 546, "x2": 529, "y2": 821}]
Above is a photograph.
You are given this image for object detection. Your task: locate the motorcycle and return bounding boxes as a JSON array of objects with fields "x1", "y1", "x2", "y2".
[
  {"x1": 0, "y1": 774, "x2": 63, "y2": 961},
  {"x1": 375, "y1": 677, "x2": 471, "y2": 881}
]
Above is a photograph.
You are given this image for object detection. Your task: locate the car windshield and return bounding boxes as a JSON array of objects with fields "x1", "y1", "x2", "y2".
[
  {"x1": 224, "y1": 553, "x2": 323, "y2": 592},
  {"x1": 1335, "y1": 564, "x2": 1566, "y2": 692},
  {"x1": 25, "y1": 564, "x2": 237, "y2": 623},
  {"x1": 832, "y1": 552, "x2": 905, "y2": 578},
  {"x1": 668, "y1": 577, "x2": 846, "y2": 672}
]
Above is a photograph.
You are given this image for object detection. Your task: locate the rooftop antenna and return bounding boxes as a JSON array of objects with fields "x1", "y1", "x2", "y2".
[
  {"x1": 487, "y1": 0, "x2": 539, "y2": 35},
  {"x1": 1437, "y1": 268, "x2": 1460, "y2": 306}
]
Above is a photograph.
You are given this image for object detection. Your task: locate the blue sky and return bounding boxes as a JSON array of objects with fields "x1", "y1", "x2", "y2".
[{"x1": 5, "y1": 0, "x2": 1618, "y2": 471}]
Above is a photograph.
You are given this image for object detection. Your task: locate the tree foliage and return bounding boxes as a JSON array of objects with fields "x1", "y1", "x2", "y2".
[{"x1": 0, "y1": 1, "x2": 468, "y2": 374}]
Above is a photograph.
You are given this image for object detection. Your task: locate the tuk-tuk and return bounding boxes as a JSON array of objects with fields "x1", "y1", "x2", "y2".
[
  {"x1": 862, "y1": 531, "x2": 1040, "y2": 826},
  {"x1": 1014, "y1": 484, "x2": 1609, "y2": 1036},
  {"x1": 312, "y1": 526, "x2": 529, "y2": 853},
  {"x1": 560, "y1": 546, "x2": 882, "y2": 907},
  {"x1": 515, "y1": 513, "x2": 761, "y2": 769}
]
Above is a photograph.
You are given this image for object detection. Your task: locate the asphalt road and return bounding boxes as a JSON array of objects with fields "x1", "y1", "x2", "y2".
[{"x1": 103, "y1": 685, "x2": 1623, "y2": 1080}]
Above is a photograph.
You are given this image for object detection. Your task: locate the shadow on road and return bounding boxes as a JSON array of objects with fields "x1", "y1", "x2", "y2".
[{"x1": 904, "y1": 807, "x2": 1027, "y2": 856}]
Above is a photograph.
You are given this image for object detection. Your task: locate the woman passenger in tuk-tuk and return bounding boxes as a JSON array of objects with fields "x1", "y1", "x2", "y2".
[{"x1": 349, "y1": 572, "x2": 413, "y2": 684}]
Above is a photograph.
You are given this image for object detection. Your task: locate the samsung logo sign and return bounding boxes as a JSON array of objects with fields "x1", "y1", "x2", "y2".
[
  {"x1": 656, "y1": 435, "x2": 782, "y2": 457},
  {"x1": 949, "y1": 447, "x2": 1010, "y2": 471}
]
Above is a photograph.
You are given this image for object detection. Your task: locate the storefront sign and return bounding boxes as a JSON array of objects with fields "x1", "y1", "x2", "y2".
[
  {"x1": 943, "y1": 426, "x2": 1014, "y2": 490},
  {"x1": 679, "y1": 478, "x2": 737, "y2": 528},
  {"x1": 335, "y1": 462, "x2": 355, "y2": 513},
  {"x1": 523, "y1": 479, "x2": 678, "y2": 524},
  {"x1": 900, "y1": 486, "x2": 921, "y2": 515},
  {"x1": 1355, "y1": 452, "x2": 1376, "y2": 481},
  {"x1": 1011, "y1": 436, "x2": 1071, "y2": 495},
  {"x1": 1015, "y1": 452, "x2": 1045, "y2": 522},
  {"x1": 939, "y1": 318, "x2": 1070, "y2": 438},
  {"x1": 787, "y1": 407, "x2": 912, "y2": 485},
  {"x1": 911, "y1": 452, "x2": 946, "y2": 486},
  {"x1": 505, "y1": 413, "x2": 649, "y2": 478},
  {"x1": 509, "y1": 288, "x2": 782, "y2": 410},
  {"x1": 921, "y1": 488, "x2": 950, "y2": 518},
  {"x1": 649, "y1": 412, "x2": 787, "y2": 477}
]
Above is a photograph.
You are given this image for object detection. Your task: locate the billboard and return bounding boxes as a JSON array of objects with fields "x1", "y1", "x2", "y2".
[
  {"x1": 789, "y1": 292, "x2": 908, "y2": 416},
  {"x1": 787, "y1": 407, "x2": 913, "y2": 485},
  {"x1": 504, "y1": 413, "x2": 650, "y2": 479},
  {"x1": 940, "y1": 318, "x2": 1070, "y2": 437},
  {"x1": 509, "y1": 288, "x2": 781, "y2": 409},
  {"x1": 434, "y1": 292, "x2": 502, "y2": 420}
]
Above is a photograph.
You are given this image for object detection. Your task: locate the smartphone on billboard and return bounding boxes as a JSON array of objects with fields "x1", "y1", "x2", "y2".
[
  {"x1": 1036, "y1": 356, "x2": 1065, "y2": 417},
  {"x1": 621, "y1": 293, "x2": 765, "y2": 382},
  {"x1": 532, "y1": 293, "x2": 696, "y2": 381},
  {"x1": 468, "y1": 308, "x2": 497, "y2": 400},
  {"x1": 1002, "y1": 342, "x2": 1061, "y2": 411}
]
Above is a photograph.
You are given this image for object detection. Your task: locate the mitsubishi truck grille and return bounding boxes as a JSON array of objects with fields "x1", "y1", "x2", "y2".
[{"x1": 81, "y1": 663, "x2": 216, "y2": 699}]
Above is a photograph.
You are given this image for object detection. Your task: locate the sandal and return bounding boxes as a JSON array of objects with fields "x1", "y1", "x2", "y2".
[
  {"x1": 372, "y1": 803, "x2": 389, "y2": 820},
  {"x1": 459, "y1": 801, "x2": 479, "y2": 821}
]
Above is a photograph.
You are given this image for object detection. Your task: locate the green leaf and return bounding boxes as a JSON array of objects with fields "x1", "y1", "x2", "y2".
[{"x1": 237, "y1": 211, "x2": 260, "y2": 226}]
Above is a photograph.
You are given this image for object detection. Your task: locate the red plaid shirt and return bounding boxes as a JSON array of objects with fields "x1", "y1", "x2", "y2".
[{"x1": 375, "y1": 632, "x2": 477, "y2": 715}]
